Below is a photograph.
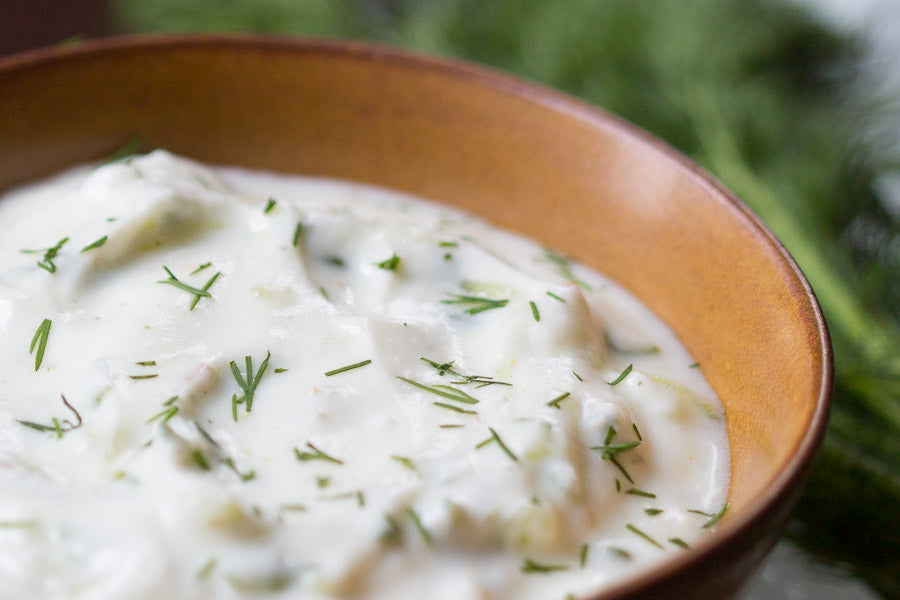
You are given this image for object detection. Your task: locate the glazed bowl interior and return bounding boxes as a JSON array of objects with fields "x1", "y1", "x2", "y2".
[{"x1": 0, "y1": 36, "x2": 831, "y2": 600}]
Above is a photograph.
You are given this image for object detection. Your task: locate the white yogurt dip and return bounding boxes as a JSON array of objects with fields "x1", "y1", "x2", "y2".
[{"x1": 0, "y1": 151, "x2": 729, "y2": 600}]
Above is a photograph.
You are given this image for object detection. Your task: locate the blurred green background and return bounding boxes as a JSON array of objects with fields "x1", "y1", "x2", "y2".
[{"x1": 5, "y1": 0, "x2": 899, "y2": 597}]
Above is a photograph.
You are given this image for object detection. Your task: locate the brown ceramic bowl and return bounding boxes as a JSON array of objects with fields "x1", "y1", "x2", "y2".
[{"x1": 0, "y1": 36, "x2": 831, "y2": 600}]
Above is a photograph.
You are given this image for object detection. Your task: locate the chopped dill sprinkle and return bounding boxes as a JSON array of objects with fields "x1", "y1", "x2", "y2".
[
  {"x1": 546, "y1": 290, "x2": 566, "y2": 303},
  {"x1": 547, "y1": 392, "x2": 570, "y2": 409},
  {"x1": 644, "y1": 508, "x2": 663, "y2": 516},
  {"x1": 157, "y1": 266, "x2": 220, "y2": 310},
  {"x1": 292, "y1": 222, "x2": 304, "y2": 247},
  {"x1": 325, "y1": 256, "x2": 345, "y2": 267},
  {"x1": 391, "y1": 455, "x2": 416, "y2": 470},
  {"x1": 222, "y1": 457, "x2": 256, "y2": 481},
  {"x1": 274, "y1": 368, "x2": 288, "y2": 373},
  {"x1": 687, "y1": 509, "x2": 713, "y2": 517},
  {"x1": 321, "y1": 490, "x2": 365, "y2": 507},
  {"x1": 406, "y1": 507, "x2": 432, "y2": 545},
  {"x1": 607, "y1": 547, "x2": 631, "y2": 560},
  {"x1": 439, "y1": 241, "x2": 458, "y2": 247},
  {"x1": 80, "y1": 235, "x2": 107, "y2": 253},
  {"x1": 625, "y1": 488, "x2": 656, "y2": 498},
  {"x1": 380, "y1": 515, "x2": 404, "y2": 546},
  {"x1": 129, "y1": 374, "x2": 158, "y2": 380},
  {"x1": 489, "y1": 427, "x2": 518, "y2": 462},
  {"x1": 230, "y1": 351, "x2": 270, "y2": 420},
  {"x1": 264, "y1": 197, "x2": 277, "y2": 213},
  {"x1": 135, "y1": 360, "x2": 156, "y2": 366},
  {"x1": 441, "y1": 293, "x2": 509, "y2": 315},
  {"x1": 432, "y1": 401, "x2": 478, "y2": 415},
  {"x1": 439, "y1": 423, "x2": 464, "y2": 429},
  {"x1": 191, "y1": 449, "x2": 210, "y2": 471},
  {"x1": 543, "y1": 250, "x2": 591, "y2": 290},
  {"x1": 702, "y1": 502, "x2": 729, "y2": 528},
  {"x1": 579, "y1": 544, "x2": 589, "y2": 568},
  {"x1": 318, "y1": 286, "x2": 329, "y2": 299},
  {"x1": 605, "y1": 333, "x2": 660, "y2": 355},
  {"x1": 196, "y1": 557, "x2": 218, "y2": 580},
  {"x1": 397, "y1": 376, "x2": 480, "y2": 404},
  {"x1": 475, "y1": 437, "x2": 493, "y2": 449},
  {"x1": 374, "y1": 253, "x2": 401, "y2": 270},
  {"x1": 529, "y1": 300, "x2": 540, "y2": 322},
  {"x1": 316, "y1": 476, "x2": 331, "y2": 488},
  {"x1": 521, "y1": 558, "x2": 569, "y2": 574},
  {"x1": 17, "y1": 395, "x2": 82, "y2": 439},
  {"x1": 294, "y1": 442, "x2": 343, "y2": 465},
  {"x1": 418, "y1": 357, "x2": 511, "y2": 387},
  {"x1": 22, "y1": 236, "x2": 68, "y2": 273},
  {"x1": 689, "y1": 362, "x2": 700, "y2": 369},
  {"x1": 592, "y1": 426, "x2": 640, "y2": 484},
  {"x1": 572, "y1": 370, "x2": 583, "y2": 381},
  {"x1": 0, "y1": 520, "x2": 40, "y2": 529},
  {"x1": 443, "y1": 253, "x2": 453, "y2": 261},
  {"x1": 147, "y1": 400, "x2": 179, "y2": 425},
  {"x1": 615, "y1": 479, "x2": 621, "y2": 492},
  {"x1": 29, "y1": 318, "x2": 51, "y2": 371},
  {"x1": 632, "y1": 422, "x2": 643, "y2": 441},
  {"x1": 626, "y1": 523, "x2": 663, "y2": 549},
  {"x1": 607, "y1": 364, "x2": 633, "y2": 386},
  {"x1": 669, "y1": 537, "x2": 690, "y2": 549},
  {"x1": 191, "y1": 262, "x2": 212, "y2": 274},
  {"x1": 324, "y1": 359, "x2": 372, "y2": 377}
]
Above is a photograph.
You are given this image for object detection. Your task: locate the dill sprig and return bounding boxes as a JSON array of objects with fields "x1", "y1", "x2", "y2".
[
  {"x1": 702, "y1": 502, "x2": 729, "y2": 529},
  {"x1": 294, "y1": 442, "x2": 343, "y2": 465},
  {"x1": 432, "y1": 401, "x2": 478, "y2": 415},
  {"x1": 391, "y1": 455, "x2": 416, "y2": 470},
  {"x1": 230, "y1": 351, "x2": 271, "y2": 420},
  {"x1": 17, "y1": 395, "x2": 82, "y2": 439},
  {"x1": 147, "y1": 396, "x2": 179, "y2": 425},
  {"x1": 191, "y1": 262, "x2": 212, "y2": 275},
  {"x1": 22, "y1": 237, "x2": 68, "y2": 273},
  {"x1": 529, "y1": 300, "x2": 540, "y2": 321},
  {"x1": 397, "y1": 376, "x2": 480, "y2": 404},
  {"x1": 374, "y1": 253, "x2": 401, "y2": 270},
  {"x1": 264, "y1": 197, "x2": 277, "y2": 213},
  {"x1": 607, "y1": 364, "x2": 633, "y2": 386},
  {"x1": 546, "y1": 290, "x2": 566, "y2": 303},
  {"x1": 543, "y1": 250, "x2": 591, "y2": 290},
  {"x1": 157, "y1": 266, "x2": 221, "y2": 310},
  {"x1": 520, "y1": 558, "x2": 569, "y2": 574},
  {"x1": 591, "y1": 425, "x2": 641, "y2": 484},
  {"x1": 406, "y1": 507, "x2": 433, "y2": 545},
  {"x1": 324, "y1": 359, "x2": 372, "y2": 377},
  {"x1": 29, "y1": 318, "x2": 51, "y2": 371},
  {"x1": 488, "y1": 427, "x2": 518, "y2": 462},
  {"x1": 80, "y1": 235, "x2": 107, "y2": 253},
  {"x1": 626, "y1": 523, "x2": 664, "y2": 550},
  {"x1": 419, "y1": 357, "x2": 511, "y2": 387},
  {"x1": 441, "y1": 293, "x2": 509, "y2": 315},
  {"x1": 547, "y1": 391, "x2": 570, "y2": 409}
]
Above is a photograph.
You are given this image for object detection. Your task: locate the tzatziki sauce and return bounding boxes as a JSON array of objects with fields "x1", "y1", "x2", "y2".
[{"x1": 0, "y1": 151, "x2": 729, "y2": 600}]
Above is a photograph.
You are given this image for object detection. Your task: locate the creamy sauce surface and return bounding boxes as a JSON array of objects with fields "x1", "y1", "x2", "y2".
[{"x1": 0, "y1": 151, "x2": 729, "y2": 600}]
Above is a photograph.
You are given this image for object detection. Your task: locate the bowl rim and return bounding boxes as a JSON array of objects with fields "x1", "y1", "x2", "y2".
[{"x1": 0, "y1": 34, "x2": 834, "y2": 598}]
